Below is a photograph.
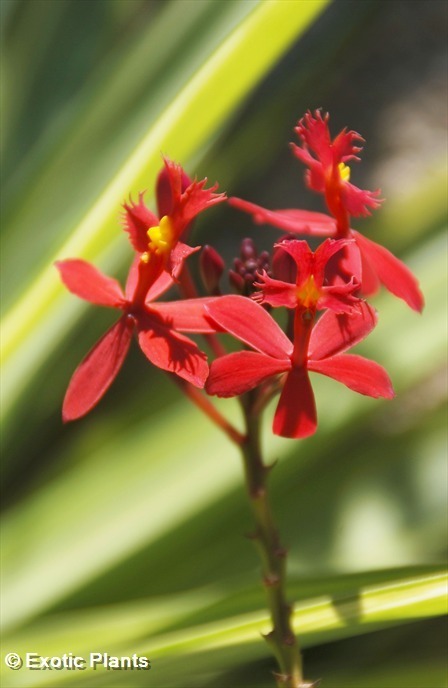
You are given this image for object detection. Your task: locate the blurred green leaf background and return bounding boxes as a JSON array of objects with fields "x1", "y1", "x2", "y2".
[{"x1": 1, "y1": 1, "x2": 447, "y2": 687}]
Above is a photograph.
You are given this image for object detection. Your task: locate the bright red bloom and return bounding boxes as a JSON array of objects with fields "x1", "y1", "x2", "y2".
[
  {"x1": 228, "y1": 111, "x2": 423, "y2": 312},
  {"x1": 205, "y1": 296, "x2": 394, "y2": 439},
  {"x1": 254, "y1": 238, "x2": 361, "y2": 314},
  {"x1": 122, "y1": 157, "x2": 225, "y2": 282},
  {"x1": 291, "y1": 110, "x2": 382, "y2": 233},
  {"x1": 56, "y1": 259, "x2": 218, "y2": 422}
]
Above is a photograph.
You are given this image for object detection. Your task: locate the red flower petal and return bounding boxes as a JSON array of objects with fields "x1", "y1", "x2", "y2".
[
  {"x1": 340, "y1": 182, "x2": 382, "y2": 217},
  {"x1": 206, "y1": 351, "x2": 290, "y2": 397},
  {"x1": 137, "y1": 314, "x2": 208, "y2": 387},
  {"x1": 331, "y1": 127, "x2": 364, "y2": 163},
  {"x1": 318, "y1": 280, "x2": 361, "y2": 314},
  {"x1": 156, "y1": 160, "x2": 192, "y2": 218},
  {"x1": 166, "y1": 241, "x2": 201, "y2": 280},
  {"x1": 314, "y1": 238, "x2": 357, "y2": 284},
  {"x1": 353, "y1": 231, "x2": 424, "y2": 312},
  {"x1": 295, "y1": 110, "x2": 333, "y2": 167},
  {"x1": 205, "y1": 295, "x2": 293, "y2": 359},
  {"x1": 309, "y1": 301, "x2": 377, "y2": 360},
  {"x1": 62, "y1": 316, "x2": 133, "y2": 422},
  {"x1": 159, "y1": 158, "x2": 184, "y2": 209},
  {"x1": 170, "y1": 174, "x2": 225, "y2": 237},
  {"x1": 273, "y1": 368, "x2": 317, "y2": 439},
  {"x1": 125, "y1": 254, "x2": 141, "y2": 301},
  {"x1": 125, "y1": 256, "x2": 174, "y2": 303},
  {"x1": 56, "y1": 259, "x2": 125, "y2": 308},
  {"x1": 273, "y1": 240, "x2": 297, "y2": 282},
  {"x1": 145, "y1": 271, "x2": 175, "y2": 303},
  {"x1": 148, "y1": 297, "x2": 222, "y2": 333},
  {"x1": 325, "y1": 239, "x2": 363, "y2": 286},
  {"x1": 308, "y1": 353, "x2": 395, "y2": 399},
  {"x1": 290, "y1": 144, "x2": 326, "y2": 193},
  {"x1": 252, "y1": 271, "x2": 298, "y2": 309},
  {"x1": 122, "y1": 193, "x2": 158, "y2": 253},
  {"x1": 277, "y1": 237, "x2": 356, "y2": 289},
  {"x1": 358, "y1": 242, "x2": 381, "y2": 296},
  {"x1": 274, "y1": 239, "x2": 313, "y2": 285},
  {"x1": 229, "y1": 197, "x2": 336, "y2": 236}
]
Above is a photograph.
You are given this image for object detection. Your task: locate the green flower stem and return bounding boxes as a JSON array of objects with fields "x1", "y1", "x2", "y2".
[
  {"x1": 173, "y1": 377, "x2": 244, "y2": 445},
  {"x1": 240, "y1": 393, "x2": 305, "y2": 688},
  {"x1": 177, "y1": 376, "x2": 307, "y2": 685}
]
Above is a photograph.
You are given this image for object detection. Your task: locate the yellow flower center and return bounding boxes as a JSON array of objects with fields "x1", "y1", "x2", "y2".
[
  {"x1": 147, "y1": 215, "x2": 174, "y2": 256},
  {"x1": 338, "y1": 162, "x2": 351, "y2": 182},
  {"x1": 296, "y1": 275, "x2": 321, "y2": 308}
]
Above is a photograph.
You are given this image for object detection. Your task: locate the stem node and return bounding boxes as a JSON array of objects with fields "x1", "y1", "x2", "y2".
[
  {"x1": 240, "y1": 392, "x2": 303, "y2": 684},
  {"x1": 263, "y1": 573, "x2": 281, "y2": 587}
]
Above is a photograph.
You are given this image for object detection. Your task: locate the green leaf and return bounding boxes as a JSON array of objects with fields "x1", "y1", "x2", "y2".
[{"x1": 1, "y1": 569, "x2": 445, "y2": 687}]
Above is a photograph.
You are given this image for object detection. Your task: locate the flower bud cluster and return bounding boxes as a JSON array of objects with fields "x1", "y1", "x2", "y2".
[{"x1": 229, "y1": 238, "x2": 271, "y2": 296}]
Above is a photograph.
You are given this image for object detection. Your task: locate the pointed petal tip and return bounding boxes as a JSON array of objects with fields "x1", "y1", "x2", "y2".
[
  {"x1": 273, "y1": 420, "x2": 317, "y2": 440},
  {"x1": 62, "y1": 406, "x2": 82, "y2": 423},
  {"x1": 412, "y1": 291, "x2": 425, "y2": 313}
]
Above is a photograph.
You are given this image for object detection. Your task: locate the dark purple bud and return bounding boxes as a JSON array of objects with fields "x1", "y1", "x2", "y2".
[
  {"x1": 229, "y1": 237, "x2": 273, "y2": 296},
  {"x1": 240, "y1": 238, "x2": 257, "y2": 260},
  {"x1": 259, "y1": 251, "x2": 270, "y2": 267},
  {"x1": 245, "y1": 258, "x2": 258, "y2": 272},
  {"x1": 229, "y1": 270, "x2": 245, "y2": 293},
  {"x1": 200, "y1": 245, "x2": 225, "y2": 295},
  {"x1": 233, "y1": 258, "x2": 244, "y2": 275}
]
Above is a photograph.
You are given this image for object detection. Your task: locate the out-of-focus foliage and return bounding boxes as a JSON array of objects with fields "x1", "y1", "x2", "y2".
[{"x1": 1, "y1": 1, "x2": 447, "y2": 687}]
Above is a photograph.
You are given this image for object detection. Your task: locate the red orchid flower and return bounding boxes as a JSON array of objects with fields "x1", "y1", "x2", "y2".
[
  {"x1": 229, "y1": 111, "x2": 423, "y2": 312},
  {"x1": 291, "y1": 110, "x2": 382, "y2": 233},
  {"x1": 254, "y1": 238, "x2": 361, "y2": 315},
  {"x1": 205, "y1": 296, "x2": 394, "y2": 439},
  {"x1": 56, "y1": 259, "x2": 218, "y2": 422},
  {"x1": 122, "y1": 157, "x2": 226, "y2": 287}
]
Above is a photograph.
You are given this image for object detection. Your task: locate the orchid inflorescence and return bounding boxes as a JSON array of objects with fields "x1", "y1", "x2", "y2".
[
  {"x1": 58, "y1": 110, "x2": 423, "y2": 437},
  {"x1": 57, "y1": 110, "x2": 424, "y2": 686}
]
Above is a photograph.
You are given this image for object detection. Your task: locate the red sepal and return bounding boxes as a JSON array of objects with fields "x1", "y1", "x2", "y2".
[
  {"x1": 149, "y1": 297, "x2": 222, "y2": 333},
  {"x1": 325, "y1": 240, "x2": 363, "y2": 286},
  {"x1": 205, "y1": 295, "x2": 292, "y2": 359},
  {"x1": 136, "y1": 314, "x2": 208, "y2": 387},
  {"x1": 353, "y1": 231, "x2": 424, "y2": 312},
  {"x1": 62, "y1": 316, "x2": 133, "y2": 422},
  {"x1": 229, "y1": 197, "x2": 337, "y2": 236},
  {"x1": 56, "y1": 259, "x2": 125, "y2": 308},
  {"x1": 341, "y1": 183, "x2": 382, "y2": 218},
  {"x1": 309, "y1": 302, "x2": 377, "y2": 360},
  {"x1": 122, "y1": 193, "x2": 158, "y2": 253},
  {"x1": 319, "y1": 279, "x2": 361, "y2": 314},
  {"x1": 253, "y1": 272, "x2": 297, "y2": 308},
  {"x1": 126, "y1": 255, "x2": 173, "y2": 303},
  {"x1": 309, "y1": 353, "x2": 395, "y2": 399},
  {"x1": 145, "y1": 271, "x2": 175, "y2": 303},
  {"x1": 156, "y1": 160, "x2": 192, "y2": 218},
  {"x1": 166, "y1": 242, "x2": 200, "y2": 280},
  {"x1": 277, "y1": 237, "x2": 355, "y2": 287},
  {"x1": 273, "y1": 368, "x2": 317, "y2": 439},
  {"x1": 206, "y1": 351, "x2": 289, "y2": 397},
  {"x1": 166, "y1": 159, "x2": 225, "y2": 236}
]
